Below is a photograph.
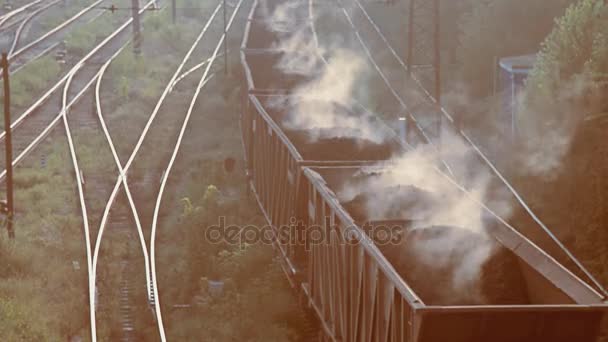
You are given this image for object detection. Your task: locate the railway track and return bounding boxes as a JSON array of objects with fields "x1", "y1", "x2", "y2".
[
  {"x1": 3, "y1": 0, "x2": 104, "y2": 74},
  {"x1": 7, "y1": 0, "x2": 62, "y2": 56},
  {"x1": 59, "y1": 2, "x2": 164, "y2": 339},
  {"x1": 308, "y1": 0, "x2": 607, "y2": 298},
  {"x1": 0, "y1": 0, "x2": 45, "y2": 30},
  {"x1": 146, "y1": 0, "x2": 246, "y2": 339},
  {"x1": 0, "y1": 1, "x2": 43, "y2": 54},
  {"x1": 91, "y1": 1, "x2": 246, "y2": 339},
  {"x1": 0, "y1": 1, "x2": 158, "y2": 340},
  {"x1": 0, "y1": 1, "x2": 134, "y2": 180},
  {"x1": 3, "y1": 0, "x2": 107, "y2": 74}
]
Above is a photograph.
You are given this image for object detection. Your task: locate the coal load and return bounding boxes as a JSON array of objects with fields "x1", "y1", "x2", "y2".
[
  {"x1": 391, "y1": 226, "x2": 530, "y2": 305},
  {"x1": 280, "y1": 101, "x2": 400, "y2": 161},
  {"x1": 285, "y1": 128, "x2": 397, "y2": 161},
  {"x1": 341, "y1": 184, "x2": 530, "y2": 305},
  {"x1": 342, "y1": 184, "x2": 438, "y2": 222},
  {"x1": 247, "y1": 53, "x2": 316, "y2": 90}
]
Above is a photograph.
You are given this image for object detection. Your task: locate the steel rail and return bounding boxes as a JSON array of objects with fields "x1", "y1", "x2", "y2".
[
  {"x1": 0, "y1": 2, "x2": 161, "y2": 341},
  {"x1": 92, "y1": 3, "x2": 169, "y2": 312},
  {"x1": 89, "y1": 2, "x2": 162, "y2": 340},
  {"x1": 9, "y1": 0, "x2": 104, "y2": 62},
  {"x1": 67, "y1": 37, "x2": 134, "y2": 342},
  {"x1": 60, "y1": 63, "x2": 97, "y2": 342},
  {"x1": 0, "y1": 0, "x2": 44, "y2": 29},
  {"x1": 169, "y1": 52, "x2": 226, "y2": 91},
  {"x1": 10, "y1": 40, "x2": 58, "y2": 73},
  {"x1": 5, "y1": 1, "x2": 107, "y2": 74},
  {"x1": 0, "y1": 0, "x2": 152, "y2": 178},
  {"x1": 0, "y1": 0, "x2": 110, "y2": 146},
  {"x1": 0, "y1": 52, "x2": 103, "y2": 180},
  {"x1": 0, "y1": 11, "x2": 27, "y2": 33},
  {"x1": 93, "y1": 3, "x2": 225, "y2": 341},
  {"x1": 95, "y1": 51, "x2": 153, "y2": 310},
  {"x1": 148, "y1": 0, "x2": 245, "y2": 339},
  {"x1": 8, "y1": 0, "x2": 61, "y2": 57},
  {"x1": 348, "y1": 0, "x2": 608, "y2": 298}
]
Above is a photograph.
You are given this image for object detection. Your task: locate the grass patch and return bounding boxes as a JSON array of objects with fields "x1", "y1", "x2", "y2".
[{"x1": 0, "y1": 138, "x2": 89, "y2": 340}]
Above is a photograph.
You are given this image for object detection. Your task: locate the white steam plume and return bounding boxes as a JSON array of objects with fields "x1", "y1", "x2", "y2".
[
  {"x1": 260, "y1": 0, "x2": 513, "y2": 303},
  {"x1": 264, "y1": 0, "x2": 303, "y2": 33},
  {"x1": 272, "y1": 28, "x2": 324, "y2": 76},
  {"x1": 262, "y1": 0, "x2": 390, "y2": 143},
  {"x1": 517, "y1": 73, "x2": 592, "y2": 178},
  {"x1": 337, "y1": 131, "x2": 514, "y2": 303}
]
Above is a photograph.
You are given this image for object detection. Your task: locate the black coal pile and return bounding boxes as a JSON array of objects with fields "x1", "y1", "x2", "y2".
[
  {"x1": 247, "y1": 23, "x2": 283, "y2": 49},
  {"x1": 342, "y1": 184, "x2": 438, "y2": 222},
  {"x1": 267, "y1": 100, "x2": 402, "y2": 161},
  {"x1": 285, "y1": 128, "x2": 399, "y2": 161},
  {"x1": 340, "y1": 182, "x2": 531, "y2": 305},
  {"x1": 387, "y1": 225, "x2": 530, "y2": 305},
  {"x1": 247, "y1": 53, "x2": 315, "y2": 90}
]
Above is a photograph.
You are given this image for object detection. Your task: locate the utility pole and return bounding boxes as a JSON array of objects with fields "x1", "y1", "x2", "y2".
[
  {"x1": 433, "y1": 0, "x2": 442, "y2": 148},
  {"x1": 405, "y1": 0, "x2": 415, "y2": 139},
  {"x1": 223, "y1": 0, "x2": 228, "y2": 75},
  {"x1": 406, "y1": 0, "x2": 442, "y2": 139},
  {"x1": 132, "y1": 0, "x2": 141, "y2": 56},
  {"x1": 2, "y1": 53, "x2": 14, "y2": 239},
  {"x1": 434, "y1": 0, "x2": 441, "y2": 107},
  {"x1": 172, "y1": 0, "x2": 176, "y2": 24},
  {"x1": 406, "y1": 0, "x2": 414, "y2": 77}
]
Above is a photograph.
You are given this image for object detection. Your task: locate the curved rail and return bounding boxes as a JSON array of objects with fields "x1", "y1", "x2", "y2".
[
  {"x1": 0, "y1": 0, "x2": 44, "y2": 29},
  {"x1": 343, "y1": 0, "x2": 608, "y2": 298},
  {"x1": 51, "y1": 2, "x2": 160, "y2": 341},
  {"x1": 0, "y1": 0, "x2": 157, "y2": 180},
  {"x1": 0, "y1": 3, "x2": 160, "y2": 338},
  {"x1": 8, "y1": 0, "x2": 62, "y2": 57},
  {"x1": 94, "y1": 46, "x2": 152, "y2": 314},
  {"x1": 9, "y1": 0, "x2": 104, "y2": 62},
  {"x1": 60, "y1": 63, "x2": 97, "y2": 342},
  {"x1": 148, "y1": 0, "x2": 245, "y2": 339},
  {"x1": 93, "y1": 2, "x2": 226, "y2": 340}
]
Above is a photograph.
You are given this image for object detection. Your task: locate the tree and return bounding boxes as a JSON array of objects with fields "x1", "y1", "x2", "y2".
[
  {"x1": 456, "y1": 0, "x2": 574, "y2": 97},
  {"x1": 525, "y1": 0, "x2": 608, "y2": 110}
]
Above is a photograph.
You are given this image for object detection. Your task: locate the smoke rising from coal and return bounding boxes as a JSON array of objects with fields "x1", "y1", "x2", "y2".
[
  {"x1": 336, "y1": 131, "x2": 510, "y2": 303},
  {"x1": 261, "y1": 0, "x2": 512, "y2": 303},
  {"x1": 264, "y1": 1, "x2": 393, "y2": 143}
]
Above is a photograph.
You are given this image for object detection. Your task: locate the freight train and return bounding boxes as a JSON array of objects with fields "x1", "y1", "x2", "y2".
[{"x1": 239, "y1": 0, "x2": 608, "y2": 341}]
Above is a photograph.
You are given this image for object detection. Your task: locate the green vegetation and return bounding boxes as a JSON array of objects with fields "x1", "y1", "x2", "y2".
[
  {"x1": 516, "y1": 0, "x2": 608, "y2": 295},
  {"x1": 455, "y1": 0, "x2": 574, "y2": 97},
  {"x1": 0, "y1": 56, "x2": 60, "y2": 111},
  {"x1": 165, "y1": 170, "x2": 303, "y2": 341},
  {"x1": 94, "y1": 5, "x2": 305, "y2": 340},
  {"x1": 525, "y1": 0, "x2": 608, "y2": 111},
  {"x1": 139, "y1": 6, "x2": 305, "y2": 339},
  {"x1": 38, "y1": 0, "x2": 98, "y2": 32},
  {"x1": 0, "y1": 138, "x2": 89, "y2": 340},
  {"x1": 65, "y1": 13, "x2": 126, "y2": 56}
]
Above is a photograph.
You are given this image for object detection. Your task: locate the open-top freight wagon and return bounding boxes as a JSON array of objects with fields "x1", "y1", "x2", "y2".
[{"x1": 239, "y1": 0, "x2": 608, "y2": 340}]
